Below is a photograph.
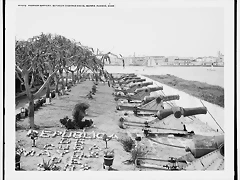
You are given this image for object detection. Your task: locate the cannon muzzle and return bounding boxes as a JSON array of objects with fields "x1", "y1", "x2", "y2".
[
  {"x1": 185, "y1": 135, "x2": 224, "y2": 158},
  {"x1": 118, "y1": 117, "x2": 128, "y2": 129},
  {"x1": 143, "y1": 95, "x2": 180, "y2": 105},
  {"x1": 156, "y1": 106, "x2": 207, "y2": 120},
  {"x1": 135, "y1": 86, "x2": 163, "y2": 94}
]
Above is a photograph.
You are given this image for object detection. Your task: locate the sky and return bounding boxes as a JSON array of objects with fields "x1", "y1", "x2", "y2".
[{"x1": 15, "y1": 4, "x2": 224, "y2": 57}]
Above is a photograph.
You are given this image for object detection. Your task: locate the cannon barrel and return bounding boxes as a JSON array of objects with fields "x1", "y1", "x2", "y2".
[
  {"x1": 122, "y1": 73, "x2": 136, "y2": 77},
  {"x1": 119, "y1": 74, "x2": 136, "y2": 79},
  {"x1": 123, "y1": 77, "x2": 141, "y2": 81},
  {"x1": 141, "y1": 81, "x2": 153, "y2": 86},
  {"x1": 142, "y1": 96, "x2": 156, "y2": 104},
  {"x1": 143, "y1": 95, "x2": 180, "y2": 104},
  {"x1": 127, "y1": 79, "x2": 146, "y2": 84},
  {"x1": 182, "y1": 107, "x2": 207, "y2": 117},
  {"x1": 129, "y1": 81, "x2": 153, "y2": 88},
  {"x1": 155, "y1": 108, "x2": 175, "y2": 120},
  {"x1": 156, "y1": 106, "x2": 207, "y2": 120},
  {"x1": 185, "y1": 135, "x2": 224, "y2": 158},
  {"x1": 117, "y1": 78, "x2": 145, "y2": 85},
  {"x1": 148, "y1": 86, "x2": 163, "y2": 92},
  {"x1": 135, "y1": 86, "x2": 163, "y2": 94},
  {"x1": 114, "y1": 74, "x2": 136, "y2": 81},
  {"x1": 136, "y1": 81, "x2": 153, "y2": 88}
]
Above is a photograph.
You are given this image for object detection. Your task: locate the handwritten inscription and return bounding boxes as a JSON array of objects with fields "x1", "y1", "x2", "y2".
[{"x1": 18, "y1": 4, "x2": 115, "y2": 8}]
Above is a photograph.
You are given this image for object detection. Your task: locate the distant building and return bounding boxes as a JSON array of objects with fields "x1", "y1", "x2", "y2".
[
  {"x1": 149, "y1": 56, "x2": 166, "y2": 65},
  {"x1": 167, "y1": 56, "x2": 178, "y2": 62},
  {"x1": 174, "y1": 58, "x2": 192, "y2": 65},
  {"x1": 127, "y1": 56, "x2": 147, "y2": 66},
  {"x1": 108, "y1": 56, "x2": 120, "y2": 65},
  {"x1": 162, "y1": 56, "x2": 179, "y2": 65},
  {"x1": 108, "y1": 52, "x2": 224, "y2": 67},
  {"x1": 217, "y1": 51, "x2": 224, "y2": 63},
  {"x1": 203, "y1": 57, "x2": 215, "y2": 63},
  {"x1": 147, "y1": 57, "x2": 157, "y2": 66},
  {"x1": 122, "y1": 57, "x2": 132, "y2": 66},
  {"x1": 195, "y1": 57, "x2": 204, "y2": 62}
]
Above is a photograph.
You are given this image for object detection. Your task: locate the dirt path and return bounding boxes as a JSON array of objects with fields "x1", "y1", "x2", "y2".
[
  {"x1": 16, "y1": 79, "x2": 219, "y2": 171},
  {"x1": 16, "y1": 80, "x2": 137, "y2": 171}
]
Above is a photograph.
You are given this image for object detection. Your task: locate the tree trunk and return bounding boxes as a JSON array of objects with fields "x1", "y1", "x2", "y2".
[
  {"x1": 46, "y1": 82, "x2": 50, "y2": 98},
  {"x1": 65, "y1": 71, "x2": 68, "y2": 88},
  {"x1": 71, "y1": 72, "x2": 75, "y2": 84},
  {"x1": 23, "y1": 71, "x2": 35, "y2": 129},
  {"x1": 76, "y1": 70, "x2": 79, "y2": 83},
  {"x1": 20, "y1": 83, "x2": 23, "y2": 92},
  {"x1": 28, "y1": 95, "x2": 35, "y2": 129},
  {"x1": 54, "y1": 75, "x2": 59, "y2": 99},
  {"x1": 59, "y1": 69, "x2": 65, "y2": 95},
  {"x1": 75, "y1": 74, "x2": 77, "y2": 84},
  {"x1": 45, "y1": 82, "x2": 51, "y2": 104}
]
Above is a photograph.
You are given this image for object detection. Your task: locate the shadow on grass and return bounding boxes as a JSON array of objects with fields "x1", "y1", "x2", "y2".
[
  {"x1": 16, "y1": 168, "x2": 26, "y2": 171},
  {"x1": 16, "y1": 124, "x2": 58, "y2": 131},
  {"x1": 16, "y1": 124, "x2": 28, "y2": 131},
  {"x1": 38, "y1": 125, "x2": 56, "y2": 129}
]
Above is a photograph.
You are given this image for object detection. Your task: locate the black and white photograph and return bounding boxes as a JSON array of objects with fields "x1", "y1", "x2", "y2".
[{"x1": 4, "y1": 0, "x2": 235, "y2": 179}]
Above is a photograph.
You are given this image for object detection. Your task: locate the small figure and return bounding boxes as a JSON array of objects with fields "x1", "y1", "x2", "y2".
[
  {"x1": 26, "y1": 130, "x2": 39, "y2": 147},
  {"x1": 122, "y1": 59, "x2": 125, "y2": 69}
]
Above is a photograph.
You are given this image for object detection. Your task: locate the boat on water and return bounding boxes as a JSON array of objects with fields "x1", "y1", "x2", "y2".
[{"x1": 207, "y1": 63, "x2": 216, "y2": 71}]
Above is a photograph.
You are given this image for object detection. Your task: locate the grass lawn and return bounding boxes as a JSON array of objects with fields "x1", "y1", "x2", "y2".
[{"x1": 145, "y1": 74, "x2": 224, "y2": 108}]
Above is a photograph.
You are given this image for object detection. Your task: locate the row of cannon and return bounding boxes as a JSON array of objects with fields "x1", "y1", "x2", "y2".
[
  {"x1": 111, "y1": 73, "x2": 224, "y2": 171},
  {"x1": 112, "y1": 73, "x2": 208, "y2": 119}
]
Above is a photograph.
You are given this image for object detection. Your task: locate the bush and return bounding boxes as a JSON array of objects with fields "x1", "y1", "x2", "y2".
[
  {"x1": 119, "y1": 137, "x2": 135, "y2": 152},
  {"x1": 123, "y1": 146, "x2": 149, "y2": 165},
  {"x1": 38, "y1": 159, "x2": 60, "y2": 171},
  {"x1": 130, "y1": 146, "x2": 149, "y2": 164},
  {"x1": 59, "y1": 103, "x2": 93, "y2": 130},
  {"x1": 72, "y1": 102, "x2": 90, "y2": 127}
]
